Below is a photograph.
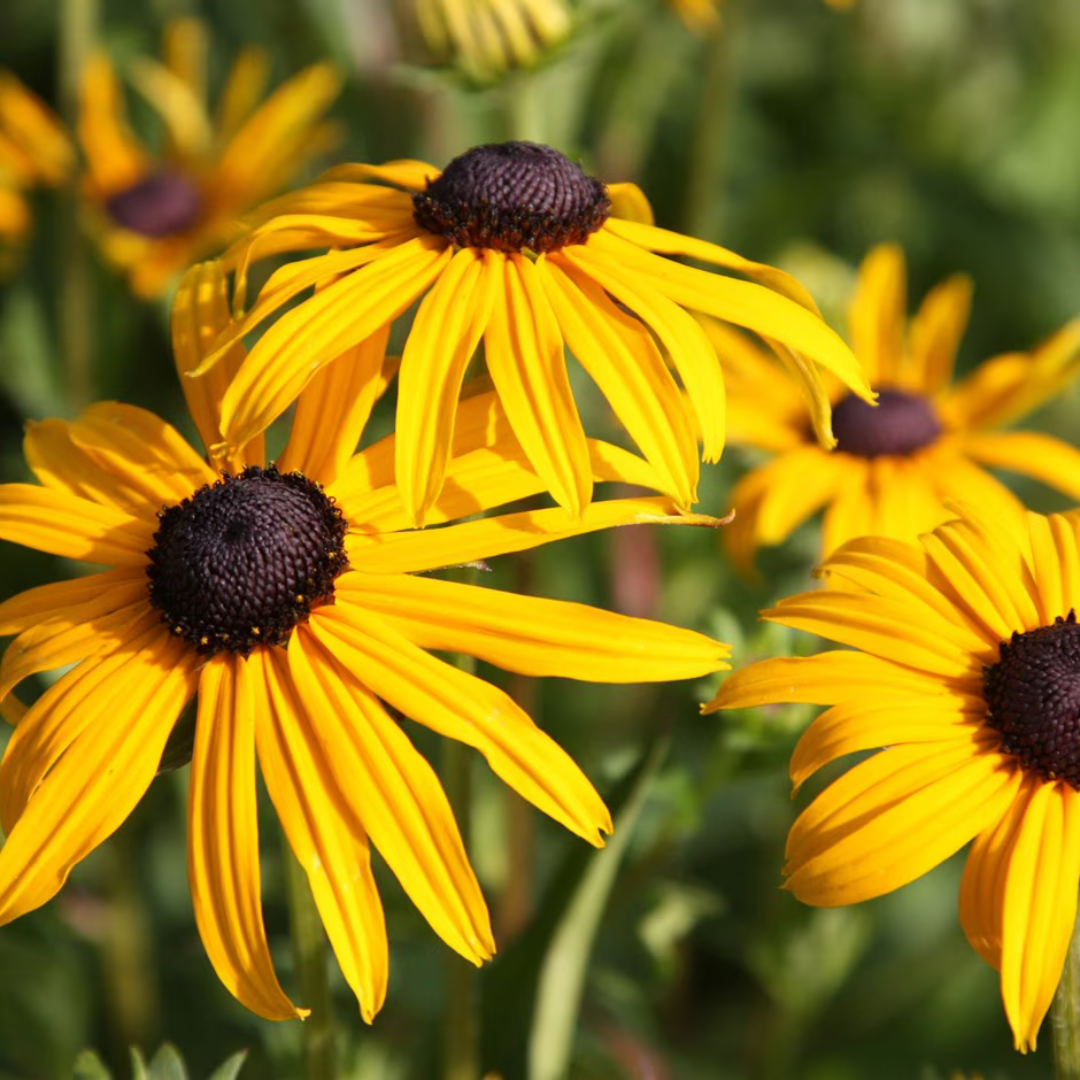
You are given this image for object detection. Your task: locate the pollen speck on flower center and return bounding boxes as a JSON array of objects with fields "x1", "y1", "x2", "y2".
[
  {"x1": 983, "y1": 611, "x2": 1080, "y2": 786},
  {"x1": 412, "y1": 141, "x2": 611, "y2": 254},
  {"x1": 105, "y1": 170, "x2": 205, "y2": 238},
  {"x1": 831, "y1": 387, "x2": 942, "y2": 458},
  {"x1": 146, "y1": 465, "x2": 348, "y2": 656}
]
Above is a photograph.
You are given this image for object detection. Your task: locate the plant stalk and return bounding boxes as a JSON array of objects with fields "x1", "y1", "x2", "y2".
[{"x1": 1053, "y1": 904, "x2": 1080, "y2": 1078}]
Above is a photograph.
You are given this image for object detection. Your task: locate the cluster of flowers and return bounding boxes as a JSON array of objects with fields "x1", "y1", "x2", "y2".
[{"x1": 2, "y1": 0, "x2": 1080, "y2": 1058}]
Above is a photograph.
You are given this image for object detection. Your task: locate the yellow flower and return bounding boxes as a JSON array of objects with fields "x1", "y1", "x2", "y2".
[
  {"x1": 77, "y1": 19, "x2": 341, "y2": 298},
  {"x1": 716, "y1": 242, "x2": 1080, "y2": 568},
  {"x1": 0, "y1": 72, "x2": 72, "y2": 249},
  {"x1": 706, "y1": 506, "x2": 1080, "y2": 1052},
  {"x1": 198, "y1": 141, "x2": 870, "y2": 528},
  {"x1": 413, "y1": 0, "x2": 572, "y2": 81},
  {"x1": 665, "y1": 0, "x2": 721, "y2": 34},
  {"x1": 0, "y1": 261, "x2": 729, "y2": 1022}
]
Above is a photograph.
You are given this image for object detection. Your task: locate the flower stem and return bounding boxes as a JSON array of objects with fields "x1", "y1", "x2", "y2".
[
  {"x1": 443, "y1": 733, "x2": 479, "y2": 1080},
  {"x1": 1053, "y1": 907, "x2": 1080, "y2": 1079},
  {"x1": 282, "y1": 841, "x2": 336, "y2": 1080}
]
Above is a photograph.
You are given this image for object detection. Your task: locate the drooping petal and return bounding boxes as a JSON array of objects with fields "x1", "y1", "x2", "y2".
[
  {"x1": 336, "y1": 571, "x2": 729, "y2": 682},
  {"x1": 394, "y1": 247, "x2": 497, "y2": 526},
  {"x1": 251, "y1": 647, "x2": 388, "y2": 1022},
  {"x1": 555, "y1": 245, "x2": 727, "y2": 461},
  {"x1": 307, "y1": 606, "x2": 612, "y2": 846},
  {"x1": 349, "y1": 496, "x2": 717, "y2": 576},
  {"x1": 784, "y1": 734, "x2": 1021, "y2": 906},
  {"x1": 999, "y1": 781, "x2": 1080, "y2": 1052},
  {"x1": 703, "y1": 650, "x2": 976, "y2": 713},
  {"x1": 278, "y1": 325, "x2": 390, "y2": 487},
  {"x1": 218, "y1": 237, "x2": 452, "y2": 450},
  {"x1": 188, "y1": 656, "x2": 303, "y2": 1021},
  {"x1": 536, "y1": 256, "x2": 698, "y2": 508},
  {"x1": 288, "y1": 629, "x2": 494, "y2": 964},
  {"x1": 0, "y1": 484, "x2": 152, "y2": 566},
  {"x1": 172, "y1": 261, "x2": 265, "y2": 471},
  {"x1": 483, "y1": 251, "x2": 592, "y2": 518},
  {"x1": 0, "y1": 632, "x2": 197, "y2": 924}
]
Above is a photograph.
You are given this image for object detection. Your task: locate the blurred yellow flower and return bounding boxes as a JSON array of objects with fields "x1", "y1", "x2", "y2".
[
  {"x1": 414, "y1": 0, "x2": 572, "y2": 80},
  {"x1": 715, "y1": 242, "x2": 1080, "y2": 568},
  {"x1": 665, "y1": 0, "x2": 721, "y2": 34},
  {"x1": 77, "y1": 19, "x2": 341, "y2": 298},
  {"x1": 708, "y1": 506, "x2": 1080, "y2": 1053},
  {"x1": 0, "y1": 72, "x2": 72, "y2": 251},
  {"x1": 197, "y1": 140, "x2": 870, "y2": 528},
  {"x1": 0, "y1": 260, "x2": 729, "y2": 1023}
]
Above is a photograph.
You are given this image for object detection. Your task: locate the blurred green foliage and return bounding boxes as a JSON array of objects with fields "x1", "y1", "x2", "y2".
[{"x1": 0, "y1": 0, "x2": 1078, "y2": 1077}]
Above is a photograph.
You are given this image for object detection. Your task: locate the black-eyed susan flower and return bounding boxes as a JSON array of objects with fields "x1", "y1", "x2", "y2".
[
  {"x1": 0, "y1": 261, "x2": 729, "y2": 1022},
  {"x1": 77, "y1": 18, "x2": 340, "y2": 298},
  {"x1": 706, "y1": 506, "x2": 1080, "y2": 1051},
  {"x1": 413, "y1": 0, "x2": 572, "y2": 81},
  {"x1": 197, "y1": 140, "x2": 870, "y2": 527},
  {"x1": 714, "y1": 242, "x2": 1080, "y2": 568},
  {"x1": 0, "y1": 72, "x2": 72, "y2": 253}
]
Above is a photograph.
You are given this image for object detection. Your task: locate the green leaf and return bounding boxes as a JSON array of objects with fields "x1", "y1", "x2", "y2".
[
  {"x1": 206, "y1": 1050, "x2": 249, "y2": 1080},
  {"x1": 71, "y1": 1050, "x2": 113, "y2": 1080},
  {"x1": 145, "y1": 1043, "x2": 188, "y2": 1080},
  {"x1": 129, "y1": 1048, "x2": 149, "y2": 1080}
]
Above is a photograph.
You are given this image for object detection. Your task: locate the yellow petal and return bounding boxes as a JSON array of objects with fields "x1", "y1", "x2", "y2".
[
  {"x1": 336, "y1": 571, "x2": 729, "y2": 682},
  {"x1": 78, "y1": 51, "x2": 148, "y2": 192},
  {"x1": 219, "y1": 238, "x2": 451, "y2": 450},
  {"x1": 536, "y1": 256, "x2": 698, "y2": 508},
  {"x1": 556, "y1": 244, "x2": 727, "y2": 462},
  {"x1": 907, "y1": 271, "x2": 972, "y2": 394},
  {"x1": 188, "y1": 656, "x2": 303, "y2": 1020},
  {"x1": 308, "y1": 606, "x2": 612, "y2": 845},
  {"x1": 172, "y1": 261, "x2": 265, "y2": 472},
  {"x1": 0, "y1": 632, "x2": 197, "y2": 924},
  {"x1": 394, "y1": 248, "x2": 496, "y2": 526},
  {"x1": 251, "y1": 647, "x2": 389, "y2": 1022},
  {"x1": 790, "y1": 698, "x2": 984, "y2": 792},
  {"x1": 349, "y1": 496, "x2": 718, "y2": 576},
  {"x1": 964, "y1": 430, "x2": 1080, "y2": 503},
  {"x1": 606, "y1": 183, "x2": 654, "y2": 226},
  {"x1": 128, "y1": 55, "x2": 211, "y2": 161},
  {"x1": 0, "y1": 484, "x2": 152, "y2": 566},
  {"x1": 847, "y1": 242, "x2": 906, "y2": 387},
  {"x1": 483, "y1": 251, "x2": 592, "y2": 518},
  {"x1": 289, "y1": 629, "x2": 494, "y2": 963},
  {"x1": 0, "y1": 568, "x2": 144, "y2": 636},
  {"x1": 213, "y1": 46, "x2": 269, "y2": 142},
  {"x1": 704, "y1": 650, "x2": 976, "y2": 713},
  {"x1": 278, "y1": 326, "x2": 390, "y2": 487},
  {"x1": 1053, "y1": 513, "x2": 1080, "y2": 621},
  {"x1": 764, "y1": 590, "x2": 982, "y2": 678},
  {"x1": 785, "y1": 735, "x2": 1020, "y2": 906}
]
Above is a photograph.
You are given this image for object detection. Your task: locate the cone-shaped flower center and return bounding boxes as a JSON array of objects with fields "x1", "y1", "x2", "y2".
[
  {"x1": 412, "y1": 141, "x2": 610, "y2": 253},
  {"x1": 147, "y1": 465, "x2": 348, "y2": 656},
  {"x1": 832, "y1": 388, "x2": 942, "y2": 458},
  {"x1": 984, "y1": 611, "x2": 1080, "y2": 785},
  {"x1": 105, "y1": 171, "x2": 204, "y2": 238}
]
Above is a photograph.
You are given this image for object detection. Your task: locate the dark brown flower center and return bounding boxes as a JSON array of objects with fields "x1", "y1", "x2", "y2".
[
  {"x1": 146, "y1": 465, "x2": 347, "y2": 656},
  {"x1": 105, "y1": 171, "x2": 204, "y2": 237},
  {"x1": 983, "y1": 611, "x2": 1080, "y2": 786},
  {"x1": 412, "y1": 141, "x2": 610, "y2": 253},
  {"x1": 832, "y1": 388, "x2": 942, "y2": 458}
]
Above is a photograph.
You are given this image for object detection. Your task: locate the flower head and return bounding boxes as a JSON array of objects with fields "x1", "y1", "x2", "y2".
[
  {"x1": 0, "y1": 261, "x2": 729, "y2": 1021},
  {"x1": 197, "y1": 140, "x2": 870, "y2": 527},
  {"x1": 413, "y1": 0, "x2": 572, "y2": 81},
  {"x1": 706, "y1": 505, "x2": 1080, "y2": 1051},
  {"x1": 716, "y1": 242, "x2": 1080, "y2": 567},
  {"x1": 77, "y1": 19, "x2": 341, "y2": 297},
  {"x1": 0, "y1": 72, "x2": 72, "y2": 253}
]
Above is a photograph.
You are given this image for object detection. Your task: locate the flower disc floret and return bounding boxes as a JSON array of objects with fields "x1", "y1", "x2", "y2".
[
  {"x1": 412, "y1": 141, "x2": 610, "y2": 253},
  {"x1": 105, "y1": 171, "x2": 205, "y2": 238},
  {"x1": 146, "y1": 464, "x2": 347, "y2": 655},
  {"x1": 984, "y1": 611, "x2": 1080, "y2": 786},
  {"x1": 831, "y1": 387, "x2": 942, "y2": 458}
]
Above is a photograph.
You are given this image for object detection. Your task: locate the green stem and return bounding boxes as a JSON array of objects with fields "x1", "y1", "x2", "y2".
[
  {"x1": 282, "y1": 842, "x2": 336, "y2": 1080},
  {"x1": 443, "y1": 686, "x2": 478, "y2": 1080},
  {"x1": 58, "y1": 0, "x2": 97, "y2": 413},
  {"x1": 1053, "y1": 906, "x2": 1080, "y2": 1079}
]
